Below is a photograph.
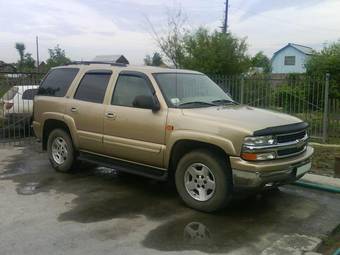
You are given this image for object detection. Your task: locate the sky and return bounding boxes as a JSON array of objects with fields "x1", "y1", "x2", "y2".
[{"x1": 0, "y1": 0, "x2": 339, "y2": 65}]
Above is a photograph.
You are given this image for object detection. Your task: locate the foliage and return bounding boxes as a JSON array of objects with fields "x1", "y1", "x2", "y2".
[
  {"x1": 46, "y1": 45, "x2": 71, "y2": 69},
  {"x1": 14, "y1": 42, "x2": 36, "y2": 72},
  {"x1": 148, "y1": 8, "x2": 250, "y2": 74},
  {"x1": 144, "y1": 52, "x2": 164, "y2": 66},
  {"x1": 181, "y1": 28, "x2": 250, "y2": 75},
  {"x1": 147, "y1": 8, "x2": 186, "y2": 68},
  {"x1": 306, "y1": 41, "x2": 340, "y2": 98},
  {"x1": 250, "y1": 51, "x2": 271, "y2": 73}
]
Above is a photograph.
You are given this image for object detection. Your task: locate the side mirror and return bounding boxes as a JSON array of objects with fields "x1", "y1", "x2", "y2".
[{"x1": 132, "y1": 95, "x2": 160, "y2": 111}]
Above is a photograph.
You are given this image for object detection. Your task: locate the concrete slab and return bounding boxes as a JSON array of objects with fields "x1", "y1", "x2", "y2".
[
  {"x1": 302, "y1": 173, "x2": 340, "y2": 189},
  {"x1": 1, "y1": 144, "x2": 340, "y2": 255}
]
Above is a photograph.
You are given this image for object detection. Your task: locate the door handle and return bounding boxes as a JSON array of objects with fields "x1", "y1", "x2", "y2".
[
  {"x1": 71, "y1": 107, "x2": 78, "y2": 113},
  {"x1": 105, "y1": 112, "x2": 116, "y2": 119}
]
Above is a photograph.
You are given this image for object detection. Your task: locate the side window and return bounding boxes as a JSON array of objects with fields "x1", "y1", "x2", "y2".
[
  {"x1": 111, "y1": 75, "x2": 153, "y2": 107},
  {"x1": 74, "y1": 72, "x2": 111, "y2": 104},
  {"x1": 38, "y1": 68, "x2": 79, "y2": 97}
]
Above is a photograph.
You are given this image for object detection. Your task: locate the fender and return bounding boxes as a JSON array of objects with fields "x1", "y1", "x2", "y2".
[
  {"x1": 41, "y1": 112, "x2": 79, "y2": 149},
  {"x1": 164, "y1": 130, "x2": 237, "y2": 169}
]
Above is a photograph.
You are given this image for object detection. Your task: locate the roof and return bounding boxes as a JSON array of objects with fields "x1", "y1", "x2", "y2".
[
  {"x1": 273, "y1": 43, "x2": 314, "y2": 56},
  {"x1": 92, "y1": 55, "x2": 129, "y2": 64}
]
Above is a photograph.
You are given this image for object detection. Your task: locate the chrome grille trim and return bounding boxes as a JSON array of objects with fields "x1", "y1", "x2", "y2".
[{"x1": 242, "y1": 129, "x2": 309, "y2": 159}]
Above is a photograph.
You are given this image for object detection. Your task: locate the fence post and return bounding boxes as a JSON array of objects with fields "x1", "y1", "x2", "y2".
[
  {"x1": 240, "y1": 75, "x2": 244, "y2": 104},
  {"x1": 322, "y1": 73, "x2": 330, "y2": 143}
]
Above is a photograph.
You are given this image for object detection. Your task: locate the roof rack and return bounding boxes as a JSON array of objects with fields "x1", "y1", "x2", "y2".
[{"x1": 67, "y1": 61, "x2": 127, "y2": 67}]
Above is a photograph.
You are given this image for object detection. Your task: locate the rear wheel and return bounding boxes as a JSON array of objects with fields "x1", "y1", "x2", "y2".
[
  {"x1": 175, "y1": 149, "x2": 232, "y2": 212},
  {"x1": 47, "y1": 129, "x2": 75, "y2": 173}
]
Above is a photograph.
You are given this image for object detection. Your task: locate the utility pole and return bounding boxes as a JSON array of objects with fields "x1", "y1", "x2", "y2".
[
  {"x1": 36, "y1": 36, "x2": 40, "y2": 72},
  {"x1": 222, "y1": 0, "x2": 229, "y2": 33}
]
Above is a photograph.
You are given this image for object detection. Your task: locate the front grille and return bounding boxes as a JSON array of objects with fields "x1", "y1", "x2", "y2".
[
  {"x1": 277, "y1": 145, "x2": 306, "y2": 157},
  {"x1": 277, "y1": 130, "x2": 306, "y2": 143}
]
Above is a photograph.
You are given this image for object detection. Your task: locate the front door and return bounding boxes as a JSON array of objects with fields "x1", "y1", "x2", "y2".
[{"x1": 103, "y1": 72, "x2": 167, "y2": 168}]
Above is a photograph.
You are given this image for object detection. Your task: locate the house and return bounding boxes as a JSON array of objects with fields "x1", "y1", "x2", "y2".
[
  {"x1": 92, "y1": 55, "x2": 129, "y2": 65},
  {"x1": 271, "y1": 43, "x2": 314, "y2": 74},
  {"x1": 0, "y1": 61, "x2": 17, "y2": 72}
]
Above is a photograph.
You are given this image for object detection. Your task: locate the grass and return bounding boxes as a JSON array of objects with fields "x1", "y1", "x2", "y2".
[
  {"x1": 318, "y1": 224, "x2": 340, "y2": 255},
  {"x1": 310, "y1": 142, "x2": 340, "y2": 177}
]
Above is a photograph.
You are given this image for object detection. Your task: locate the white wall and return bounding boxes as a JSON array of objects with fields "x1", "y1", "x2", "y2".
[{"x1": 271, "y1": 47, "x2": 310, "y2": 74}]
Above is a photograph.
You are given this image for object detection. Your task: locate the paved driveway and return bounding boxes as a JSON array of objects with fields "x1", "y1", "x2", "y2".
[{"x1": 0, "y1": 144, "x2": 339, "y2": 255}]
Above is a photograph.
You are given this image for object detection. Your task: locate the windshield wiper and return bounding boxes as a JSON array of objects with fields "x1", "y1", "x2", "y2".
[
  {"x1": 211, "y1": 99, "x2": 237, "y2": 105},
  {"x1": 178, "y1": 101, "x2": 217, "y2": 108}
]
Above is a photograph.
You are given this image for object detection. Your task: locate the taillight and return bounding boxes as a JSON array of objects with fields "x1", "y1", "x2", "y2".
[{"x1": 5, "y1": 102, "x2": 14, "y2": 110}]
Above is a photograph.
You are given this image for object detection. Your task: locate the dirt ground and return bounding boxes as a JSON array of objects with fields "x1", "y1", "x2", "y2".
[{"x1": 1, "y1": 144, "x2": 340, "y2": 255}]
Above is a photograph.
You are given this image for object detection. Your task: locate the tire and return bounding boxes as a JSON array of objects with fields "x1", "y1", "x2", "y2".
[
  {"x1": 47, "y1": 129, "x2": 76, "y2": 173},
  {"x1": 175, "y1": 149, "x2": 232, "y2": 212}
]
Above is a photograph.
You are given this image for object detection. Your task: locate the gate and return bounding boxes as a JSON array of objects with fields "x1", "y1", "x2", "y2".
[{"x1": 0, "y1": 72, "x2": 45, "y2": 145}]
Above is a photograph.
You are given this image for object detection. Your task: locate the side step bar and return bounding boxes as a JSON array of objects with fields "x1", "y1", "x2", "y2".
[{"x1": 78, "y1": 152, "x2": 168, "y2": 181}]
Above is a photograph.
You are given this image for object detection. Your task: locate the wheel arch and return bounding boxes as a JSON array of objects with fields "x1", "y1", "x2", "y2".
[
  {"x1": 42, "y1": 117, "x2": 78, "y2": 151},
  {"x1": 167, "y1": 139, "x2": 233, "y2": 179}
]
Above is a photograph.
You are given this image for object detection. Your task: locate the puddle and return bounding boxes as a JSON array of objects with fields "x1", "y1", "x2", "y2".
[{"x1": 17, "y1": 182, "x2": 41, "y2": 195}]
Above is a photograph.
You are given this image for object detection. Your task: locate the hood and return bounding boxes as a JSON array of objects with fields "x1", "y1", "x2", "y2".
[{"x1": 182, "y1": 105, "x2": 303, "y2": 134}]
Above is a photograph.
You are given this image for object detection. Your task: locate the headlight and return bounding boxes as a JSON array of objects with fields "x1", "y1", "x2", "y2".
[
  {"x1": 242, "y1": 136, "x2": 277, "y2": 161},
  {"x1": 243, "y1": 136, "x2": 276, "y2": 146}
]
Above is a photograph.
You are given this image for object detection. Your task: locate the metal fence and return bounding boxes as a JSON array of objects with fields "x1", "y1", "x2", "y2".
[
  {"x1": 211, "y1": 74, "x2": 340, "y2": 143},
  {"x1": 0, "y1": 72, "x2": 44, "y2": 145},
  {"x1": 0, "y1": 71, "x2": 339, "y2": 145}
]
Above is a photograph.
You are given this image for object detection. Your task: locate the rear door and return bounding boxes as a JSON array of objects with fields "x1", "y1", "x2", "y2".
[{"x1": 68, "y1": 70, "x2": 112, "y2": 154}]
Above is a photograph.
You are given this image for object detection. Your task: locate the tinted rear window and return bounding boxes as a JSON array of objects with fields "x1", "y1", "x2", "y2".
[
  {"x1": 38, "y1": 68, "x2": 79, "y2": 97},
  {"x1": 74, "y1": 73, "x2": 111, "y2": 103}
]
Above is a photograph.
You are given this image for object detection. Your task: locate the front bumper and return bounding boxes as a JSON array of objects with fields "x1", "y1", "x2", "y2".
[{"x1": 230, "y1": 145, "x2": 314, "y2": 190}]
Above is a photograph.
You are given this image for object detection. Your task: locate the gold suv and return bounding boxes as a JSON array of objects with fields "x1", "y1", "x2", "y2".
[{"x1": 33, "y1": 62, "x2": 313, "y2": 212}]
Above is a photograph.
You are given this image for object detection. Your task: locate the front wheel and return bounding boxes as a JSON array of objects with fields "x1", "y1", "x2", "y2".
[
  {"x1": 175, "y1": 149, "x2": 233, "y2": 212},
  {"x1": 47, "y1": 129, "x2": 75, "y2": 173}
]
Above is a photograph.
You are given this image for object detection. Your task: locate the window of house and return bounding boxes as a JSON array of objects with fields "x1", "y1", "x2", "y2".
[
  {"x1": 38, "y1": 68, "x2": 79, "y2": 97},
  {"x1": 74, "y1": 72, "x2": 111, "y2": 103},
  {"x1": 111, "y1": 75, "x2": 153, "y2": 107},
  {"x1": 284, "y1": 56, "x2": 296, "y2": 66}
]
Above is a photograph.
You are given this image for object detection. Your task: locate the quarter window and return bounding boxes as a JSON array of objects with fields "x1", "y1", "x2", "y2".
[
  {"x1": 38, "y1": 68, "x2": 79, "y2": 97},
  {"x1": 111, "y1": 75, "x2": 153, "y2": 107},
  {"x1": 74, "y1": 72, "x2": 111, "y2": 103}
]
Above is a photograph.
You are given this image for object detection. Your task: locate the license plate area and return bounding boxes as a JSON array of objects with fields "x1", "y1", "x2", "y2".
[{"x1": 296, "y1": 162, "x2": 311, "y2": 176}]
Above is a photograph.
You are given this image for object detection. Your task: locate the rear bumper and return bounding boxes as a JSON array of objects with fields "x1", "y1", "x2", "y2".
[{"x1": 230, "y1": 146, "x2": 314, "y2": 190}]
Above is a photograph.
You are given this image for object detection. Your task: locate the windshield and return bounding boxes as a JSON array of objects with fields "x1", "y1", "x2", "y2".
[{"x1": 154, "y1": 73, "x2": 233, "y2": 108}]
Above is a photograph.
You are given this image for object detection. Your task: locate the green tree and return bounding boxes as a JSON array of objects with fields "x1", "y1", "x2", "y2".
[
  {"x1": 46, "y1": 45, "x2": 71, "y2": 69},
  {"x1": 144, "y1": 52, "x2": 164, "y2": 66},
  {"x1": 14, "y1": 42, "x2": 36, "y2": 72},
  {"x1": 181, "y1": 28, "x2": 250, "y2": 75},
  {"x1": 306, "y1": 41, "x2": 340, "y2": 98},
  {"x1": 250, "y1": 51, "x2": 271, "y2": 73},
  {"x1": 21, "y1": 53, "x2": 36, "y2": 72},
  {"x1": 147, "y1": 7, "x2": 186, "y2": 68},
  {"x1": 15, "y1": 42, "x2": 26, "y2": 63}
]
